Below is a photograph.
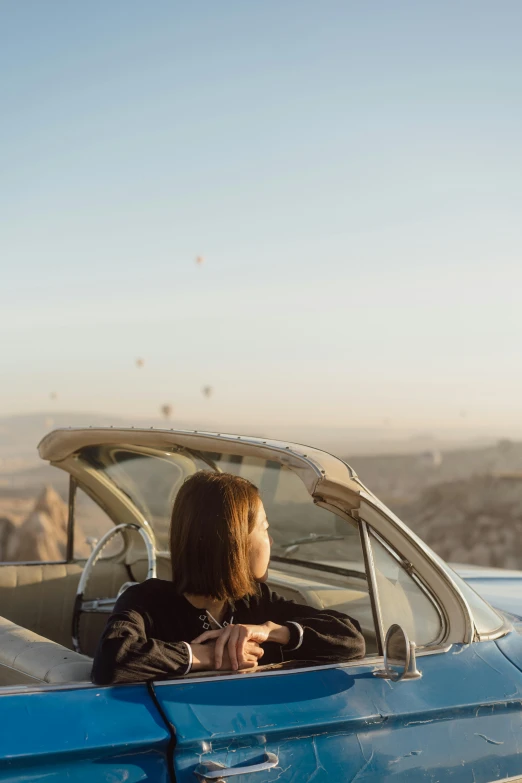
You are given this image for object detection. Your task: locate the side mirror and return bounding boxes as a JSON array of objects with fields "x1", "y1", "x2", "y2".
[{"x1": 375, "y1": 624, "x2": 422, "y2": 681}]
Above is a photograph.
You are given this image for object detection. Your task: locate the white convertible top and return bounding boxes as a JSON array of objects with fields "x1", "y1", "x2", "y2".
[{"x1": 38, "y1": 427, "x2": 359, "y2": 498}]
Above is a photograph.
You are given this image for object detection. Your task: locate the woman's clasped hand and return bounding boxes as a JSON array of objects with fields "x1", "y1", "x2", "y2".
[{"x1": 192, "y1": 621, "x2": 290, "y2": 670}]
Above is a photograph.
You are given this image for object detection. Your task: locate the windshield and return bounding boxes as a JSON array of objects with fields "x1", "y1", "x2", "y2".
[
  {"x1": 74, "y1": 445, "x2": 365, "y2": 576},
  {"x1": 364, "y1": 491, "x2": 504, "y2": 637},
  {"x1": 431, "y1": 552, "x2": 504, "y2": 636}
]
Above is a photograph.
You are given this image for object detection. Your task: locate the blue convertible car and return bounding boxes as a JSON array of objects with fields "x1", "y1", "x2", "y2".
[{"x1": 1, "y1": 427, "x2": 522, "y2": 782}]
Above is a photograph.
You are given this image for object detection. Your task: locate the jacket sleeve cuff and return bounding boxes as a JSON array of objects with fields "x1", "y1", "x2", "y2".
[
  {"x1": 182, "y1": 641, "x2": 193, "y2": 674},
  {"x1": 284, "y1": 621, "x2": 304, "y2": 652}
]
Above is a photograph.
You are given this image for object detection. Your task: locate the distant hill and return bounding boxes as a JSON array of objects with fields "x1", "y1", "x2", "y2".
[
  {"x1": 346, "y1": 440, "x2": 522, "y2": 505},
  {"x1": 400, "y1": 474, "x2": 522, "y2": 570}
]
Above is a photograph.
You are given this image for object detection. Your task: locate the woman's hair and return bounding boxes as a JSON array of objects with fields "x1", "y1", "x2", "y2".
[{"x1": 170, "y1": 471, "x2": 261, "y2": 602}]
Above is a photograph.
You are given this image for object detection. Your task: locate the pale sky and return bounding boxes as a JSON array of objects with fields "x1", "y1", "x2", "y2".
[{"x1": 2, "y1": 1, "x2": 522, "y2": 435}]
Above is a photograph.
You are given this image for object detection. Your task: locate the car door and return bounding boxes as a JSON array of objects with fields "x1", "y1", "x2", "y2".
[
  {"x1": 152, "y1": 640, "x2": 522, "y2": 783},
  {"x1": 0, "y1": 682, "x2": 172, "y2": 783}
]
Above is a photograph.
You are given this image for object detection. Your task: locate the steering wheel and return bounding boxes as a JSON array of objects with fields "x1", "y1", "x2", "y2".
[{"x1": 72, "y1": 523, "x2": 157, "y2": 654}]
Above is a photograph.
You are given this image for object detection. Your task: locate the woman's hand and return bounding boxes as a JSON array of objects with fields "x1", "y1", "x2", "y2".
[
  {"x1": 221, "y1": 638, "x2": 264, "y2": 671},
  {"x1": 191, "y1": 638, "x2": 264, "y2": 672},
  {"x1": 192, "y1": 624, "x2": 268, "y2": 670},
  {"x1": 192, "y1": 622, "x2": 290, "y2": 670}
]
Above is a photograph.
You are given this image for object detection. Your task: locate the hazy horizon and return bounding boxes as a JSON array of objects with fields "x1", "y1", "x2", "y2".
[
  {"x1": 0, "y1": 409, "x2": 517, "y2": 462},
  {"x1": 3, "y1": 1, "x2": 522, "y2": 434}
]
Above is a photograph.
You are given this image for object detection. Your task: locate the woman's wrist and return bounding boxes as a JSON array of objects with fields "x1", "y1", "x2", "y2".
[
  {"x1": 190, "y1": 643, "x2": 214, "y2": 671},
  {"x1": 263, "y1": 621, "x2": 291, "y2": 646}
]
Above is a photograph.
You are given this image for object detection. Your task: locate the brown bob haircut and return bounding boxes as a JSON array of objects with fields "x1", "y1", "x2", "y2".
[{"x1": 170, "y1": 471, "x2": 261, "y2": 602}]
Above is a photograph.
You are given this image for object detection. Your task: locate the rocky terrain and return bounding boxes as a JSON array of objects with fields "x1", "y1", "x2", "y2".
[
  {"x1": 1, "y1": 485, "x2": 72, "y2": 562},
  {"x1": 398, "y1": 474, "x2": 522, "y2": 569},
  {"x1": 349, "y1": 440, "x2": 522, "y2": 569}
]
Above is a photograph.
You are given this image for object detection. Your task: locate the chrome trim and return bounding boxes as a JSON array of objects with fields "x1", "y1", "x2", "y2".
[
  {"x1": 155, "y1": 657, "x2": 384, "y2": 686},
  {"x1": 359, "y1": 521, "x2": 385, "y2": 655},
  {"x1": 484, "y1": 777, "x2": 522, "y2": 783},
  {"x1": 374, "y1": 624, "x2": 422, "y2": 682},
  {"x1": 195, "y1": 752, "x2": 278, "y2": 780},
  {"x1": 369, "y1": 528, "x2": 447, "y2": 647},
  {"x1": 75, "y1": 523, "x2": 156, "y2": 597},
  {"x1": 418, "y1": 644, "x2": 452, "y2": 656},
  {"x1": 153, "y1": 646, "x2": 452, "y2": 687},
  {"x1": 1, "y1": 660, "x2": 381, "y2": 696},
  {"x1": 340, "y1": 459, "x2": 358, "y2": 479},
  {"x1": 360, "y1": 493, "x2": 476, "y2": 644},
  {"x1": 0, "y1": 645, "x2": 455, "y2": 697},
  {"x1": 478, "y1": 621, "x2": 513, "y2": 642}
]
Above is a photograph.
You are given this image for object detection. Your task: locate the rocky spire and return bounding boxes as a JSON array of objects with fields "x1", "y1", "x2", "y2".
[{"x1": 5, "y1": 485, "x2": 68, "y2": 562}]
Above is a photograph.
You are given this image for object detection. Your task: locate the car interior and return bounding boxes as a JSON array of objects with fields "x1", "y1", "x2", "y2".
[
  {"x1": 0, "y1": 446, "x2": 388, "y2": 689},
  {"x1": 0, "y1": 551, "x2": 378, "y2": 688}
]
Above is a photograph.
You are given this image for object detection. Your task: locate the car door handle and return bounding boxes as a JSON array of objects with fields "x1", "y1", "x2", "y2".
[{"x1": 194, "y1": 751, "x2": 279, "y2": 781}]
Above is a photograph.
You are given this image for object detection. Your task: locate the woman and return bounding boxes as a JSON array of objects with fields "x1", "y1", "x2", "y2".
[{"x1": 91, "y1": 471, "x2": 365, "y2": 684}]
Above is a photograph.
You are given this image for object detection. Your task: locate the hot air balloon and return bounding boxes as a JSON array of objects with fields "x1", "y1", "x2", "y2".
[
  {"x1": 195, "y1": 256, "x2": 205, "y2": 266},
  {"x1": 497, "y1": 438, "x2": 513, "y2": 454},
  {"x1": 202, "y1": 385, "x2": 213, "y2": 398},
  {"x1": 418, "y1": 449, "x2": 443, "y2": 468},
  {"x1": 49, "y1": 392, "x2": 57, "y2": 401},
  {"x1": 135, "y1": 358, "x2": 144, "y2": 369},
  {"x1": 160, "y1": 403, "x2": 173, "y2": 420}
]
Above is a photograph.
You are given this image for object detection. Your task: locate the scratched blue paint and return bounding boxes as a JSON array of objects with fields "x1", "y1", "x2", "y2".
[
  {"x1": 153, "y1": 638, "x2": 522, "y2": 783},
  {"x1": 3, "y1": 640, "x2": 522, "y2": 782},
  {"x1": 497, "y1": 625, "x2": 522, "y2": 674},
  {"x1": 0, "y1": 685, "x2": 171, "y2": 783}
]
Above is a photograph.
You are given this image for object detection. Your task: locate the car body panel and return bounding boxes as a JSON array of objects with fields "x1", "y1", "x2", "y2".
[
  {"x1": 153, "y1": 640, "x2": 522, "y2": 783},
  {"x1": 0, "y1": 684, "x2": 171, "y2": 783},
  {"x1": 497, "y1": 627, "x2": 522, "y2": 675}
]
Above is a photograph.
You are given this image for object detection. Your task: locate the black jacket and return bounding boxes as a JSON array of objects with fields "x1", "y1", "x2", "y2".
[{"x1": 91, "y1": 578, "x2": 365, "y2": 684}]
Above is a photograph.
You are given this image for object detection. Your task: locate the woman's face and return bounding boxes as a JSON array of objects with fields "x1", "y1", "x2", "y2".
[{"x1": 249, "y1": 499, "x2": 272, "y2": 582}]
